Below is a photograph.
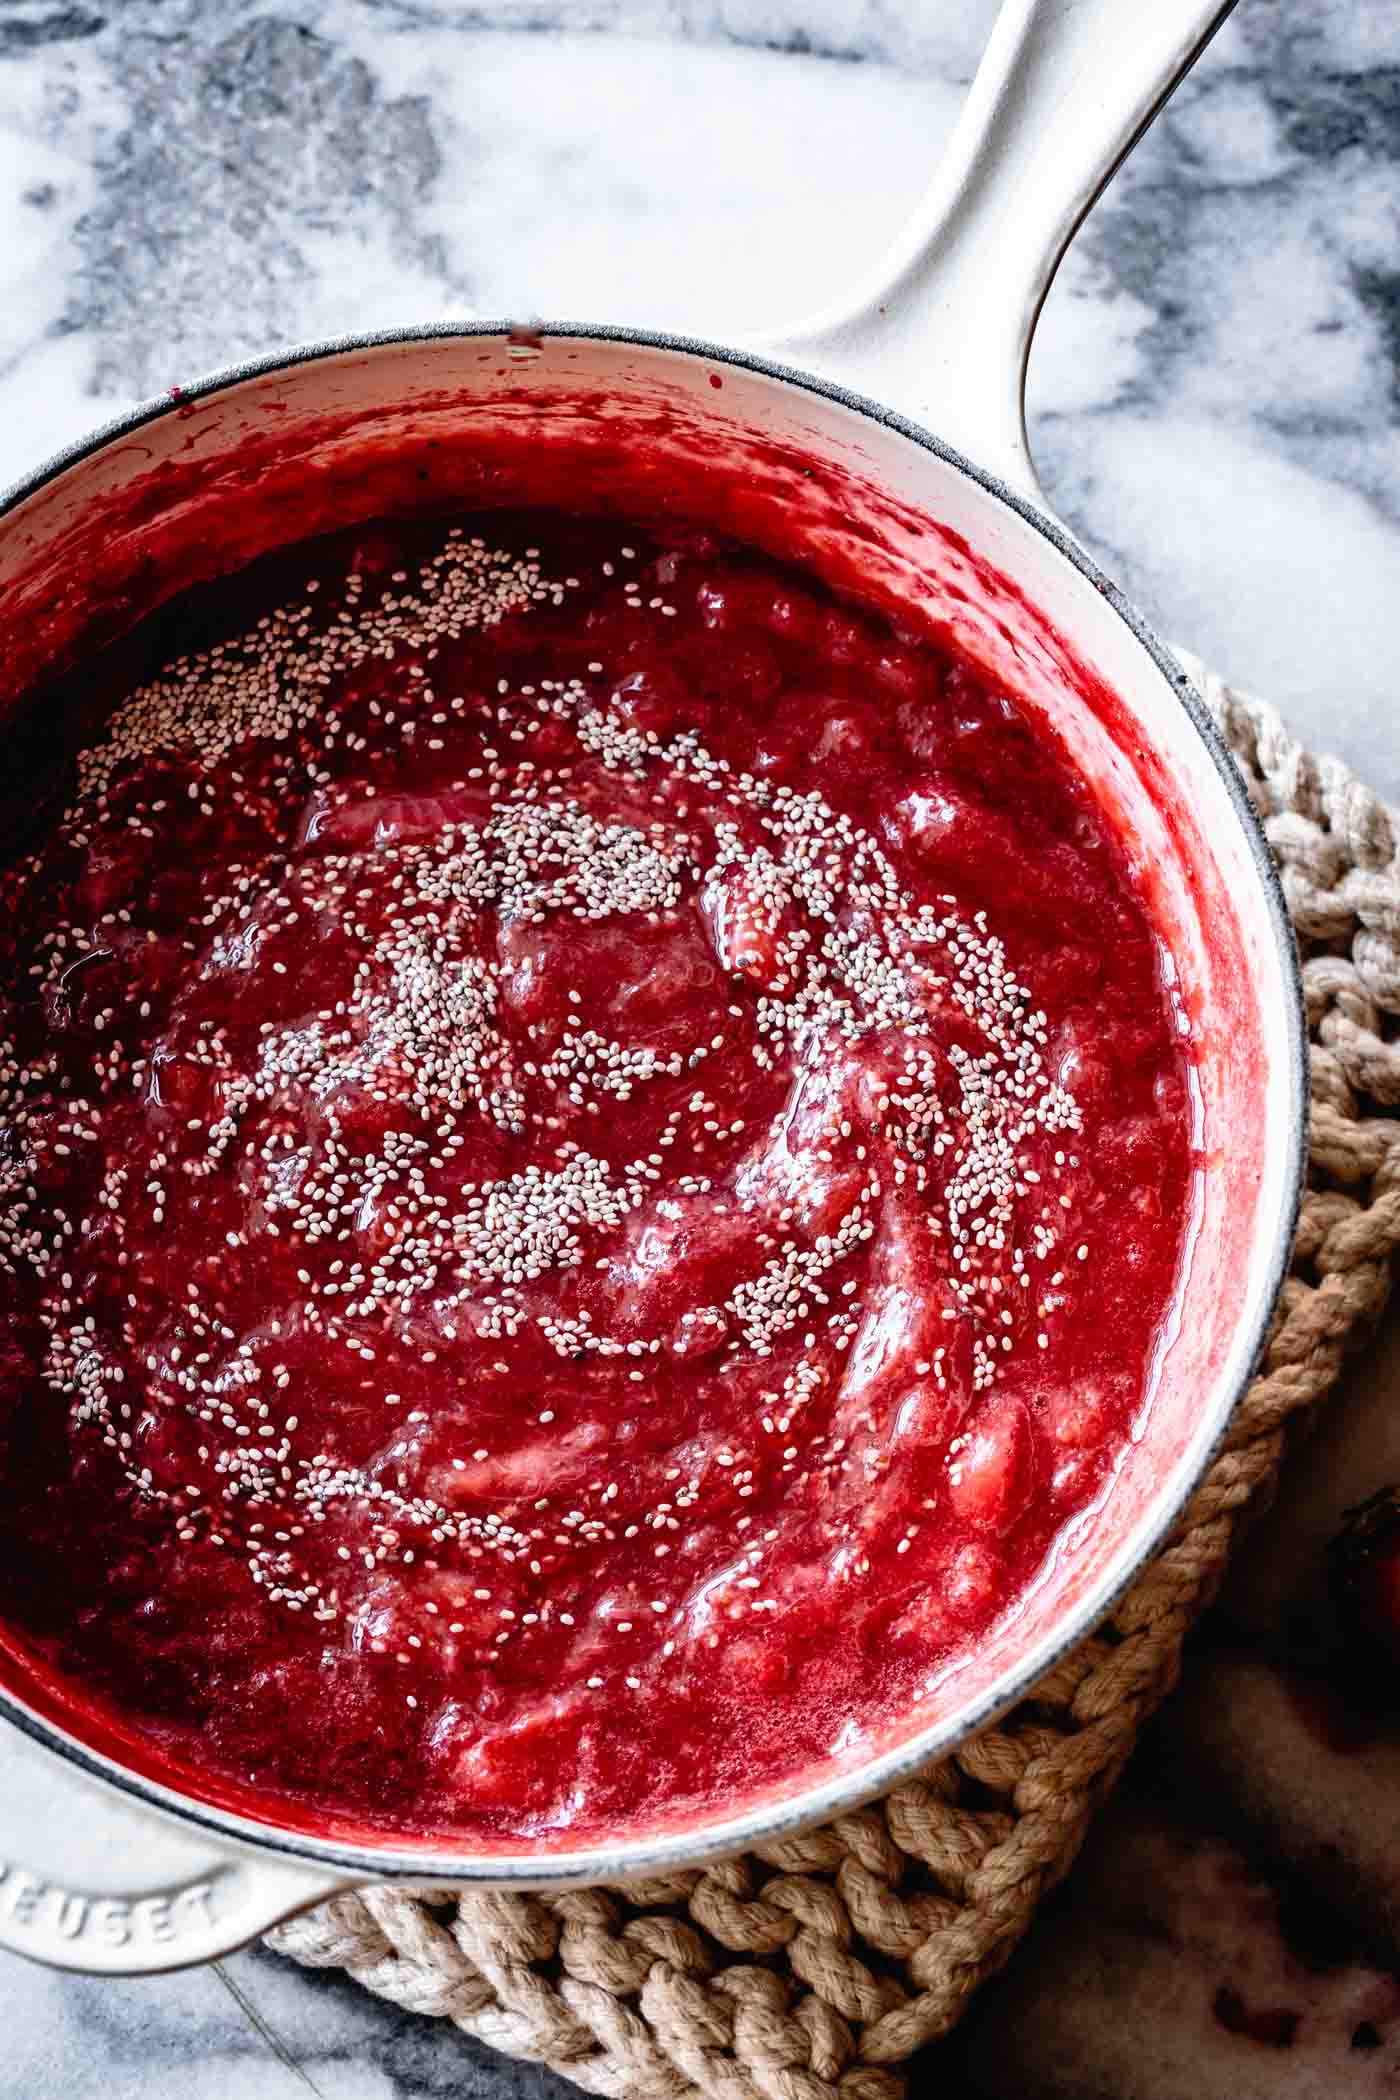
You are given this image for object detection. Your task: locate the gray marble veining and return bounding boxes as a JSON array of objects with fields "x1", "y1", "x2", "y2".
[{"x1": 2, "y1": 4, "x2": 1399, "y2": 2095}]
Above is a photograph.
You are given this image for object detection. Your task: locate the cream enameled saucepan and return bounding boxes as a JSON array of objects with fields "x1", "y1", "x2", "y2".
[{"x1": 0, "y1": 0, "x2": 1303, "y2": 1973}]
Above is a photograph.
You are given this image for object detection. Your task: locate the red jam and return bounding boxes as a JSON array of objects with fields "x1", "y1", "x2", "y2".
[{"x1": 0, "y1": 512, "x2": 1195, "y2": 1842}]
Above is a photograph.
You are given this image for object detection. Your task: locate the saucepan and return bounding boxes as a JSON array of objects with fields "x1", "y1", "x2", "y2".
[{"x1": 0, "y1": 0, "x2": 1305, "y2": 1973}]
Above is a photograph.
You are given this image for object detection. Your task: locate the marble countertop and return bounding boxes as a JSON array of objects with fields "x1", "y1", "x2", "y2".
[{"x1": 3, "y1": 1, "x2": 1400, "y2": 2094}]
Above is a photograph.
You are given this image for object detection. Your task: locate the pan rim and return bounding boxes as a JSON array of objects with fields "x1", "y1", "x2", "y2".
[{"x1": 0, "y1": 319, "x2": 1307, "y2": 1889}]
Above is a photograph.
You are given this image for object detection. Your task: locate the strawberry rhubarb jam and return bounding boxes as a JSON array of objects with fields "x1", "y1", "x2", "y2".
[{"x1": 0, "y1": 513, "x2": 1195, "y2": 1841}]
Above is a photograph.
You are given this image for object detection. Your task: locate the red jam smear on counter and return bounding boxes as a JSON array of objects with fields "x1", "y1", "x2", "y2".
[{"x1": 0, "y1": 513, "x2": 1195, "y2": 1842}]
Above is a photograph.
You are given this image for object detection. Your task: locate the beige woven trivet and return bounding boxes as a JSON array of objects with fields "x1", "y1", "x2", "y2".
[{"x1": 268, "y1": 664, "x2": 1400, "y2": 2099}]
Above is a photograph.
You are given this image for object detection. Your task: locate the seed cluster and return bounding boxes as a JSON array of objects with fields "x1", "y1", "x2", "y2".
[
  {"x1": 0, "y1": 518, "x2": 1097, "y2": 1704},
  {"x1": 74, "y1": 534, "x2": 560, "y2": 803}
]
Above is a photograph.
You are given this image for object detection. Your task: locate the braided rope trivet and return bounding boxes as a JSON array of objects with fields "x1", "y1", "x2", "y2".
[{"x1": 268, "y1": 662, "x2": 1400, "y2": 2099}]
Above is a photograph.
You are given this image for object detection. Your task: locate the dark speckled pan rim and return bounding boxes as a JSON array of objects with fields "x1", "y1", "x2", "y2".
[{"x1": 0, "y1": 322, "x2": 1307, "y2": 1891}]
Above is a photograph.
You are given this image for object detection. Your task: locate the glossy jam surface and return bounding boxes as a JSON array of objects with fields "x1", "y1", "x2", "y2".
[{"x1": 0, "y1": 514, "x2": 1195, "y2": 1842}]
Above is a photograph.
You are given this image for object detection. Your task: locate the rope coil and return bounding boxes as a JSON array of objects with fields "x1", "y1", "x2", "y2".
[{"x1": 270, "y1": 669, "x2": 1400, "y2": 2097}]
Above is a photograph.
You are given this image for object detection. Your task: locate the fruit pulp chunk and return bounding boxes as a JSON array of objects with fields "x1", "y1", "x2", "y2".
[{"x1": 0, "y1": 511, "x2": 1196, "y2": 1842}]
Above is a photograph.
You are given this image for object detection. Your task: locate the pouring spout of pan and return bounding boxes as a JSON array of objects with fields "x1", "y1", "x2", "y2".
[{"x1": 750, "y1": 0, "x2": 1238, "y2": 512}]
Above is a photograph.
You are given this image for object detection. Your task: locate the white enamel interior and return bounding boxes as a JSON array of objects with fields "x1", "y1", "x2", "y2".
[{"x1": 0, "y1": 331, "x2": 1302, "y2": 1890}]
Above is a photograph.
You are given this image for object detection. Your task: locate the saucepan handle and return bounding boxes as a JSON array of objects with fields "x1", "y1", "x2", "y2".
[
  {"x1": 0, "y1": 1719, "x2": 346, "y2": 1974},
  {"x1": 754, "y1": 0, "x2": 1236, "y2": 506}
]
